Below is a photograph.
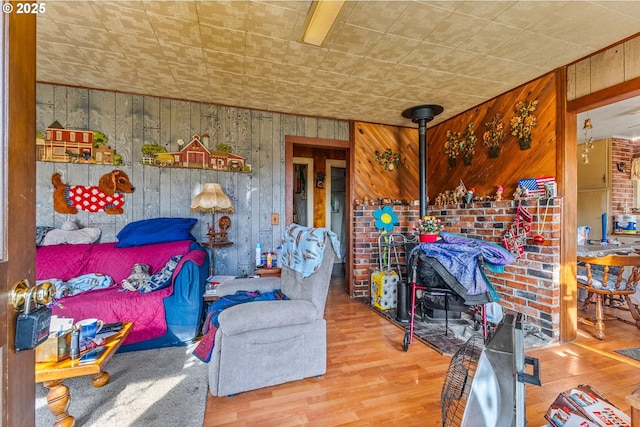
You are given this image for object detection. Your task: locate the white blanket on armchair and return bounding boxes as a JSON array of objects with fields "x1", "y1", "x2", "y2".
[{"x1": 281, "y1": 224, "x2": 341, "y2": 277}]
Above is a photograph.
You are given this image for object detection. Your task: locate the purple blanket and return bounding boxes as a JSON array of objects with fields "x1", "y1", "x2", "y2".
[{"x1": 36, "y1": 240, "x2": 205, "y2": 345}]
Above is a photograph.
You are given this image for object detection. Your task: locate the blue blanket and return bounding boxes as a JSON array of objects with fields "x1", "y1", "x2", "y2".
[
  {"x1": 193, "y1": 290, "x2": 288, "y2": 362},
  {"x1": 409, "y1": 232, "x2": 515, "y2": 302}
]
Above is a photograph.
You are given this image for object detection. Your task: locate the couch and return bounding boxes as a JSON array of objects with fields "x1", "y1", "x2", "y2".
[
  {"x1": 36, "y1": 239, "x2": 209, "y2": 352},
  {"x1": 203, "y1": 224, "x2": 339, "y2": 396}
]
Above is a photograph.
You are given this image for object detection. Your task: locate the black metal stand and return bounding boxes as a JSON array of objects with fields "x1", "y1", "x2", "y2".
[{"x1": 396, "y1": 280, "x2": 409, "y2": 323}]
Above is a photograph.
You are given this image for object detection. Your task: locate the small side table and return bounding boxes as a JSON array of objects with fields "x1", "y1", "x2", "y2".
[
  {"x1": 201, "y1": 241, "x2": 233, "y2": 275},
  {"x1": 254, "y1": 267, "x2": 281, "y2": 278}
]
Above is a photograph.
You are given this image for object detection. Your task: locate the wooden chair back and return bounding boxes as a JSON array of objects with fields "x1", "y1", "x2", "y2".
[{"x1": 577, "y1": 253, "x2": 640, "y2": 295}]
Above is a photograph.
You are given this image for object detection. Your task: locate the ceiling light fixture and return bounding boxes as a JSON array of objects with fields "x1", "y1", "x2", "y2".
[{"x1": 302, "y1": 0, "x2": 345, "y2": 47}]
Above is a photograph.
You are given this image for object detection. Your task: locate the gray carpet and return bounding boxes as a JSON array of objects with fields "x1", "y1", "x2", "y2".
[
  {"x1": 36, "y1": 343, "x2": 208, "y2": 427},
  {"x1": 615, "y1": 347, "x2": 640, "y2": 361}
]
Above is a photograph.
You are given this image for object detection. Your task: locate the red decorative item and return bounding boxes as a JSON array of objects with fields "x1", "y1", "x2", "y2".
[{"x1": 419, "y1": 233, "x2": 438, "y2": 243}]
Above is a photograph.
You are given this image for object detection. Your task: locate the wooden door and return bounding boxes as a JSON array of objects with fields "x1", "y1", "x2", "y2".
[
  {"x1": 578, "y1": 138, "x2": 610, "y2": 190},
  {"x1": 1, "y1": 9, "x2": 37, "y2": 427},
  {"x1": 577, "y1": 190, "x2": 610, "y2": 241}
]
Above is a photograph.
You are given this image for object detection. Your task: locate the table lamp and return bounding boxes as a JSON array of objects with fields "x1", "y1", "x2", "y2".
[{"x1": 190, "y1": 183, "x2": 234, "y2": 243}]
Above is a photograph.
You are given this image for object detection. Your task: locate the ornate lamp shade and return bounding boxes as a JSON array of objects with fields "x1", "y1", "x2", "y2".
[
  {"x1": 190, "y1": 183, "x2": 234, "y2": 214},
  {"x1": 191, "y1": 183, "x2": 234, "y2": 245}
]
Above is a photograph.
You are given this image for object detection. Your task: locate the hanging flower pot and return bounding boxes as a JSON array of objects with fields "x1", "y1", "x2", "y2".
[
  {"x1": 519, "y1": 136, "x2": 532, "y2": 150},
  {"x1": 419, "y1": 233, "x2": 438, "y2": 243},
  {"x1": 510, "y1": 99, "x2": 538, "y2": 151},
  {"x1": 460, "y1": 123, "x2": 476, "y2": 166},
  {"x1": 448, "y1": 157, "x2": 456, "y2": 167},
  {"x1": 483, "y1": 113, "x2": 505, "y2": 159}
]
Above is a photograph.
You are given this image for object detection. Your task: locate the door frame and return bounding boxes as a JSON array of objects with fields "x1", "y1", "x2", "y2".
[
  {"x1": 285, "y1": 135, "x2": 351, "y2": 294},
  {"x1": 563, "y1": 73, "x2": 640, "y2": 342},
  {"x1": 2, "y1": 8, "x2": 38, "y2": 426}
]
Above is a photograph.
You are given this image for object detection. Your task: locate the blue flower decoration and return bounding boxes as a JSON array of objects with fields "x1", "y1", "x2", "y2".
[{"x1": 373, "y1": 206, "x2": 398, "y2": 232}]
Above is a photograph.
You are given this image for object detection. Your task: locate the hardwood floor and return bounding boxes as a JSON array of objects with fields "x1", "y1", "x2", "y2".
[{"x1": 203, "y1": 271, "x2": 640, "y2": 426}]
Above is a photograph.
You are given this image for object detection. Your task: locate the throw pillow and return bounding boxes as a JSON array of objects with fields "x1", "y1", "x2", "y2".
[
  {"x1": 139, "y1": 255, "x2": 183, "y2": 294},
  {"x1": 115, "y1": 217, "x2": 196, "y2": 248},
  {"x1": 121, "y1": 263, "x2": 151, "y2": 291}
]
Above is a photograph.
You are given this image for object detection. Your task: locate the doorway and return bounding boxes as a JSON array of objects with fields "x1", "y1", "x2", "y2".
[
  {"x1": 285, "y1": 135, "x2": 351, "y2": 294},
  {"x1": 325, "y1": 160, "x2": 346, "y2": 264},
  {"x1": 292, "y1": 157, "x2": 314, "y2": 227}
]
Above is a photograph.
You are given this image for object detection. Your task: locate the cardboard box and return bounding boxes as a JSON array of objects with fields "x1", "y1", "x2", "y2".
[
  {"x1": 545, "y1": 385, "x2": 631, "y2": 427},
  {"x1": 35, "y1": 331, "x2": 71, "y2": 363}
]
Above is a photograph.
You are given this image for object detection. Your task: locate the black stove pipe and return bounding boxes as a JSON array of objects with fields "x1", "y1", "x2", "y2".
[
  {"x1": 401, "y1": 104, "x2": 443, "y2": 217},
  {"x1": 397, "y1": 105, "x2": 443, "y2": 323}
]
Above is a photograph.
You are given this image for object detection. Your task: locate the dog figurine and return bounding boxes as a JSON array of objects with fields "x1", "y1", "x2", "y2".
[{"x1": 52, "y1": 170, "x2": 135, "y2": 215}]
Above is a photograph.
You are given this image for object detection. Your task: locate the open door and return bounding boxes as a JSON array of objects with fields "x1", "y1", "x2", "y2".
[
  {"x1": 325, "y1": 160, "x2": 346, "y2": 263},
  {"x1": 292, "y1": 157, "x2": 314, "y2": 227},
  {"x1": 1, "y1": 9, "x2": 38, "y2": 427}
]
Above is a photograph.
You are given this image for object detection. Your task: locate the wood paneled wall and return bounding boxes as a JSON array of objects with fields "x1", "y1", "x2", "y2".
[
  {"x1": 567, "y1": 35, "x2": 640, "y2": 100},
  {"x1": 427, "y1": 72, "x2": 558, "y2": 199},
  {"x1": 352, "y1": 72, "x2": 559, "y2": 203},
  {"x1": 35, "y1": 83, "x2": 349, "y2": 276},
  {"x1": 353, "y1": 122, "x2": 420, "y2": 202}
]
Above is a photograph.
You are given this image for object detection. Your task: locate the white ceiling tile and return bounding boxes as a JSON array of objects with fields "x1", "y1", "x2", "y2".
[{"x1": 34, "y1": 1, "x2": 640, "y2": 128}]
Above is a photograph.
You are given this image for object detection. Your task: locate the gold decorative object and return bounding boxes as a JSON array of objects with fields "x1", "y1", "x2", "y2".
[
  {"x1": 10, "y1": 279, "x2": 56, "y2": 312},
  {"x1": 374, "y1": 148, "x2": 406, "y2": 171},
  {"x1": 581, "y1": 118, "x2": 594, "y2": 164},
  {"x1": 190, "y1": 183, "x2": 234, "y2": 244},
  {"x1": 483, "y1": 113, "x2": 505, "y2": 158},
  {"x1": 510, "y1": 99, "x2": 539, "y2": 150}
]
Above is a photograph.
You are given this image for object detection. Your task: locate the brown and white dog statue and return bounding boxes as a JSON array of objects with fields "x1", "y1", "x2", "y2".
[{"x1": 52, "y1": 170, "x2": 135, "y2": 215}]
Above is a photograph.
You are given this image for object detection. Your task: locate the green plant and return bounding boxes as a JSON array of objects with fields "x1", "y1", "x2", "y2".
[
  {"x1": 93, "y1": 130, "x2": 108, "y2": 147},
  {"x1": 216, "y1": 143, "x2": 232, "y2": 153},
  {"x1": 141, "y1": 142, "x2": 167, "y2": 155}
]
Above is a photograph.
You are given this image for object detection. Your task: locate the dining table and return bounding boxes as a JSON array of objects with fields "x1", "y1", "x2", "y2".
[{"x1": 576, "y1": 243, "x2": 637, "y2": 258}]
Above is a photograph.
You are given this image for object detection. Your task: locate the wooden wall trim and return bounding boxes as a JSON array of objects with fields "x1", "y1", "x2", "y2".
[
  {"x1": 557, "y1": 67, "x2": 578, "y2": 343},
  {"x1": 567, "y1": 75, "x2": 640, "y2": 113}
]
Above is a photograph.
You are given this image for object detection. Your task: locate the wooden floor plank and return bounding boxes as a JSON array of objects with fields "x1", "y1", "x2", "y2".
[{"x1": 203, "y1": 272, "x2": 640, "y2": 426}]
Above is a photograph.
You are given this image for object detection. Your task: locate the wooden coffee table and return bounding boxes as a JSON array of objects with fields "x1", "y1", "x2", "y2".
[{"x1": 36, "y1": 322, "x2": 133, "y2": 427}]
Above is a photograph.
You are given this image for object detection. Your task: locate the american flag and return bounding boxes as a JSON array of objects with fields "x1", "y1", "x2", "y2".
[{"x1": 518, "y1": 176, "x2": 555, "y2": 197}]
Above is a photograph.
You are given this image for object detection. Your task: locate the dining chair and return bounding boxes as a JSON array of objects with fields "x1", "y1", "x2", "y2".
[{"x1": 577, "y1": 253, "x2": 640, "y2": 339}]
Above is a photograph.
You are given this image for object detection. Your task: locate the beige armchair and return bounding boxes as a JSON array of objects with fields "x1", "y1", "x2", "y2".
[{"x1": 207, "y1": 225, "x2": 338, "y2": 396}]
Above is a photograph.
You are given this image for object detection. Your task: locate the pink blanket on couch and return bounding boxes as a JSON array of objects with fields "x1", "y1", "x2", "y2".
[{"x1": 37, "y1": 240, "x2": 203, "y2": 345}]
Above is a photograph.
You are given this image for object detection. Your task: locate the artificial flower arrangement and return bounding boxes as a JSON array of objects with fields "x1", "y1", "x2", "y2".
[
  {"x1": 444, "y1": 130, "x2": 460, "y2": 166},
  {"x1": 414, "y1": 216, "x2": 445, "y2": 235},
  {"x1": 510, "y1": 99, "x2": 538, "y2": 150},
  {"x1": 460, "y1": 122, "x2": 477, "y2": 165},
  {"x1": 483, "y1": 113, "x2": 505, "y2": 157}
]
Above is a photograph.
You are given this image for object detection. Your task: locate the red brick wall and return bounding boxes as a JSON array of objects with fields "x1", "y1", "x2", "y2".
[
  {"x1": 611, "y1": 138, "x2": 634, "y2": 216},
  {"x1": 353, "y1": 199, "x2": 562, "y2": 341}
]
